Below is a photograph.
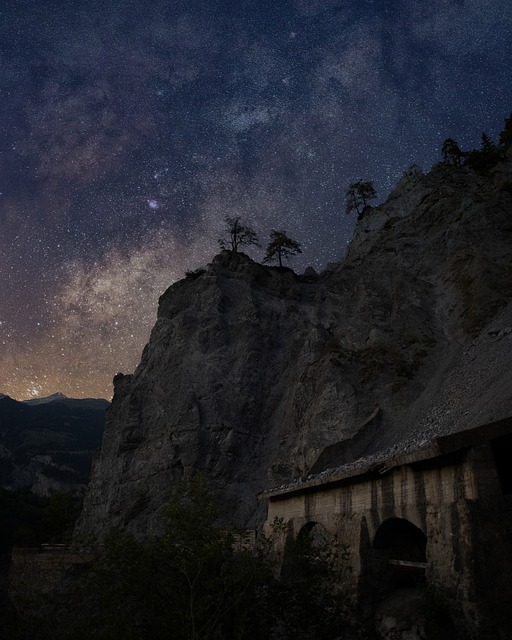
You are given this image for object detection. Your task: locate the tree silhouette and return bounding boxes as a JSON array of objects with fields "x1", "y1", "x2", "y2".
[
  {"x1": 264, "y1": 230, "x2": 302, "y2": 268},
  {"x1": 345, "y1": 180, "x2": 377, "y2": 218},
  {"x1": 464, "y1": 132, "x2": 504, "y2": 173},
  {"x1": 218, "y1": 216, "x2": 259, "y2": 252},
  {"x1": 441, "y1": 138, "x2": 463, "y2": 166},
  {"x1": 499, "y1": 113, "x2": 512, "y2": 148}
]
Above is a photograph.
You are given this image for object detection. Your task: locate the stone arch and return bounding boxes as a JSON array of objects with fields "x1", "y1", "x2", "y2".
[
  {"x1": 281, "y1": 520, "x2": 330, "y2": 579},
  {"x1": 373, "y1": 517, "x2": 427, "y2": 590},
  {"x1": 297, "y1": 520, "x2": 330, "y2": 546},
  {"x1": 374, "y1": 518, "x2": 427, "y2": 561}
]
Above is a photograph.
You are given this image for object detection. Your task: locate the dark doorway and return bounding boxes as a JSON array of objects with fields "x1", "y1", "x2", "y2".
[
  {"x1": 491, "y1": 434, "x2": 512, "y2": 494},
  {"x1": 373, "y1": 518, "x2": 427, "y2": 588}
]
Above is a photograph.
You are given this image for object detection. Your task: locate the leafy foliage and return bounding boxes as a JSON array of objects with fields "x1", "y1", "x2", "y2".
[
  {"x1": 0, "y1": 488, "x2": 82, "y2": 552},
  {"x1": 218, "y1": 216, "x2": 260, "y2": 253},
  {"x1": 277, "y1": 523, "x2": 355, "y2": 640},
  {"x1": 13, "y1": 476, "x2": 272, "y2": 640},
  {"x1": 263, "y1": 230, "x2": 302, "y2": 268},
  {"x1": 10, "y1": 476, "x2": 367, "y2": 640}
]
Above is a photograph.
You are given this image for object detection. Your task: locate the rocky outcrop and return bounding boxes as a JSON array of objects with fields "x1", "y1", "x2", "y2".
[{"x1": 77, "y1": 158, "x2": 512, "y2": 538}]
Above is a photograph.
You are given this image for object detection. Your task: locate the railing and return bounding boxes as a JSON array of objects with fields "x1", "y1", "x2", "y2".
[
  {"x1": 12, "y1": 544, "x2": 102, "y2": 559},
  {"x1": 388, "y1": 559, "x2": 427, "y2": 569},
  {"x1": 12, "y1": 533, "x2": 256, "y2": 559},
  {"x1": 11, "y1": 548, "x2": 41, "y2": 557}
]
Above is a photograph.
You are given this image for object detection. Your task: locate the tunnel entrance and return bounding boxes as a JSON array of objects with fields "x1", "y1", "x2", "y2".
[
  {"x1": 373, "y1": 518, "x2": 427, "y2": 589},
  {"x1": 491, "y1": 434, "x2": 512, "y2": 494}
]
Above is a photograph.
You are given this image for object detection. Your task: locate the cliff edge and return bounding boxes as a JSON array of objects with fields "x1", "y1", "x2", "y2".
[{"x1": 77, "y1": 158, "x2": 512, "y2": 537}]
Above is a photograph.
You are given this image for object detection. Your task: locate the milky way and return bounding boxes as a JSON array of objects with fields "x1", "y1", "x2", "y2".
[{"x1": 1, "y1": 0, "x2": 511, "y2": 399}]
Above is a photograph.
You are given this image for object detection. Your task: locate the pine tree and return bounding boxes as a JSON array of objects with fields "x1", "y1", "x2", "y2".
[
  {"x1": 345, "y1": 180, "x2": 377, "y2": 218},
  {"x1": 264, "y1": 230, "x2": 302, "y2": 268}
]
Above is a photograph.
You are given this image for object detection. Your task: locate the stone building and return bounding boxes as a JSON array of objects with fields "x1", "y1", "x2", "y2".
[{"x1": 262, "y1": 417, "x2": 512, "y2": 639}]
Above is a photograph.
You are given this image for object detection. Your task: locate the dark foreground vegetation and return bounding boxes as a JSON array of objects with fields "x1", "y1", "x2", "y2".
[
  {"x1": 5, "y1": 476, "x2": 374, "y2": 640},
  {"x1": 0, "y1": 489, "x2": 83, "y2": 638},
  {"x1": 0, "y1": 488, "x2": 82, "y2": 552}
]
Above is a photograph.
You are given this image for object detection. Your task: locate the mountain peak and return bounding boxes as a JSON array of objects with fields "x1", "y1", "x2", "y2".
[{"x1": 23, "y1": 392, "x2": 68, "y2": 406}]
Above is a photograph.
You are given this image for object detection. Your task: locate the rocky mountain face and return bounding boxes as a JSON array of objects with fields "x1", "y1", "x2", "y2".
[
  {"x1": 77, "y1": 157, "x2": 512, "y2": 538},
  {"x1": 0, "y1": 394, "x2": 108, "y2": 495}
]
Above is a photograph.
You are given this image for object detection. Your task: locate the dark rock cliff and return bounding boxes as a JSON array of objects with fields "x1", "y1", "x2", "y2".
[{"x1": 77, "y1": 158, "x2": 512, "y2": 538}]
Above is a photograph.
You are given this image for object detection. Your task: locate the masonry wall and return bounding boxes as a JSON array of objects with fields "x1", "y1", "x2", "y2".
[
  {"x1": 9, "y1": 550, "x2": 92, "y2": 616},
  {"x1": 264, "y1": 444, "x2": 512, "y2": 638}
]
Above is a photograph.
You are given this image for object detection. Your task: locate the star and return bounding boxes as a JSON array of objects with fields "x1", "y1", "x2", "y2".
[{"x1": 0, "y1": 0, "x2": 510, "y2": 399}]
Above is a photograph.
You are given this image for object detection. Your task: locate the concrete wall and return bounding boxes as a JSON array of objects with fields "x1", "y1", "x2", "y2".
[{"x1": 263, "y1": 444, "x2": 512, "y2": 638}]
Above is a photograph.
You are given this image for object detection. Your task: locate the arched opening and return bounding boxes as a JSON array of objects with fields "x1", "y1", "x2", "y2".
[
  {"x1": 373, "y1": 518, "x2": 427, "y2": 589},
  {"x1": 280, "y1": 521, "x2": 330, "y2": 580},
  {"x1": 491, "y1": 434, "x2": 512, "y2": 494},
  {"x1": 370, "y1": 519, "x2": 459, "y2": 637},
  {"x1": 298, "y1": 521, "x2": 330, "y2": 548}
]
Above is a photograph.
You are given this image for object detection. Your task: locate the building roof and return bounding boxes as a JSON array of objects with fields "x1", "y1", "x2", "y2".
[{"x1": 262, "y1": 416, "x2": 512, "y2": 500}]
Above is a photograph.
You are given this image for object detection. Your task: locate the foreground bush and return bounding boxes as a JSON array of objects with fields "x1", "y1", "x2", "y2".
[{"x1": 10, "y1": 476, "x2": 370, "y2": 640}]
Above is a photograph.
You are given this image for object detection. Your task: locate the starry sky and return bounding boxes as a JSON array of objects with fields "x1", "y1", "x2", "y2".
[{"x1": 1, "y1": 0, "x2": 511, "y2": 400}]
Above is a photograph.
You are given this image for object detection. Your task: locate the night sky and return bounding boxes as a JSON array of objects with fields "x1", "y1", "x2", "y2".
[{"x1": 1, "y1": 0, "x2": 511, "y2": 400}]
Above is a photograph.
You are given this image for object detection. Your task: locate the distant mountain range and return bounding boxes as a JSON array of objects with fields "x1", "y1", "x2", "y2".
[{"x1": 0, "y1": 393, "x2": 109, "y2": 495}]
